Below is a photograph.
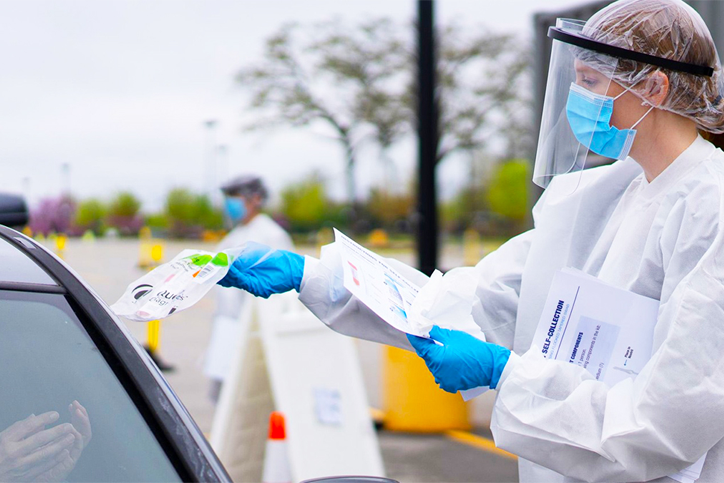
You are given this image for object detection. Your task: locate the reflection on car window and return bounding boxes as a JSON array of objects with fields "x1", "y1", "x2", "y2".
[
  {"x1": 0, "y1": 290, "x2": 181, "y2": 483},
  {"x1": 0, "y1": 237, "x2": 56, "y2": 285}
]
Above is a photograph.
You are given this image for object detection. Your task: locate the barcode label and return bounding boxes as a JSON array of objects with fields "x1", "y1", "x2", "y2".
[{"x1": 194, "y1": 263, "x2": 221, "y2": 283}]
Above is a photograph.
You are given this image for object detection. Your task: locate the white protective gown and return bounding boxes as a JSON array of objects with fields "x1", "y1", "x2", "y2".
[
  {"x1": 203, "y1": 213, "x2": 293, "y2": 381},
  {"x1": 299, "y1": 135, "x2": 724, "y2": 482}
]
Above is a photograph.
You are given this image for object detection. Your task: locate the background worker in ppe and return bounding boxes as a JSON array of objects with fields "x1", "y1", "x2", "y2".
[
  {"x1": 215, "y1": 0, "x2": 724, "y2": 480},
  {"x1": 202, "y1": 175, "x2": 293, "y2": 403}
]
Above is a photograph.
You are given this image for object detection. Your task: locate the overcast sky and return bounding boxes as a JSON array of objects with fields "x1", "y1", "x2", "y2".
[{"x1": 1, "y1": 0, "x2": 582, "y2": 211}]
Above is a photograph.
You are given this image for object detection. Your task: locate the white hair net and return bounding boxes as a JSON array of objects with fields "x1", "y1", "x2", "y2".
[{"x1": 578, "y1": 0, "x2": 724, "y2": 133}]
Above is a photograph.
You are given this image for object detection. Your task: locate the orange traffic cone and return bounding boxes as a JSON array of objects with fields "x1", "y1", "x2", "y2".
[{"x1": 262, "y1": 412, "x2": 292, "y2": 483}]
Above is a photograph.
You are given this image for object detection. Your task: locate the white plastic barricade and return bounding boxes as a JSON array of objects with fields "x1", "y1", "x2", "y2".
[
  {"x1": 210, "y1": 299, "x2": 272, "y2": 482},
  {"x1": 211, "y1": 293, "x2": 384, "y2": 482}
]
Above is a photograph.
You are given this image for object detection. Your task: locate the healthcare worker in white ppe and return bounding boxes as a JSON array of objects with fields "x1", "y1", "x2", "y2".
[
  {"x1": 203, "y1": 175, "x2": 293, "y2": 402},
  {"x1": 217, "y1": 0, "x2": 724, "y2": 480}
]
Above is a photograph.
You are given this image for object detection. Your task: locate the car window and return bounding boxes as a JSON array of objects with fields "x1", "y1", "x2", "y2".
[
  {"x1": 0, "y1": 290, "x2": 181, "y2": 483},
  {"x1": 0, "y1": 236, "x2": 56, "y2": 285}
]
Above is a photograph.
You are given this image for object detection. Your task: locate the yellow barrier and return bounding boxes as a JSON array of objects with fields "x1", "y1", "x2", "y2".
[{"x1": 383, "y1": 346, "x2": 471, "y2": 432}]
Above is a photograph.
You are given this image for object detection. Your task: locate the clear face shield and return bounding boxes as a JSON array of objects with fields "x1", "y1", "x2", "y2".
[
  {"x1": 534, "y1": 19, "x2": 618, "y2": 189},
  {"x1": 533, "y1": 17, "x2": 715, "y2": 189}
]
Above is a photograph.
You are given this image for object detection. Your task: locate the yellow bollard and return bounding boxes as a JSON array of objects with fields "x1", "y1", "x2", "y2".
[
  {"x1": 138, "y1": 239, "x2": 163, "y2": 269},
  {"x1": 146, "y1": 243, "x2": 165, "y2": 354},
  {"x1": 81, "y1": 230, "x2": 96, "y2": 243},
  {"x1": 368, "y1": 229, "x2": 389, "y2": 248},
  {"x1": 139, "y1": 226, "x2": 152, "y2": 240},
  {"x1": 22, "y1": 226, "x2": 33, "y2": 238},
  {"x1": 55, "y1": 233, "x2": 67, "y2": 260},
  {"x1": 463, "y1": 228, "x2": 482, "y2": 266},
  {"x1": 150, "y1": 243, "x2": 164, "y2": 265},
  {"x1": 383, "y1": 346, "x2": 471, "y2": 432},
  {"x1": 147, "y1": 319, "x2": 161, "y2": 353},
  {"x1": 138, "y1": 227, "x2": 154, "y2": 268},
  {"x1": 138, "y1": 242, "x2": 152, "y2": 269}
]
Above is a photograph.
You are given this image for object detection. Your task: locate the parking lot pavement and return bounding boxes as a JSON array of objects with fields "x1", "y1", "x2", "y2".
[
  {"x1": 380, "y1": 429, "x2": 518, "y2": 483},
  {"x1": 57, "y1": 237, "x2": 517, "y2": 483}
]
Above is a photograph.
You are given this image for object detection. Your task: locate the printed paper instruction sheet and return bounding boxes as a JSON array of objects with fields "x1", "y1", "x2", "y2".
[
  {"x1": 335, "y1": 229, "x2": 425, "y2": 336},
  {"x1": 532, "y1": 268, "x2": 705, "y2": 483}
]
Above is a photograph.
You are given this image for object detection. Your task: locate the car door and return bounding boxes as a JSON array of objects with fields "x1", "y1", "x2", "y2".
[{"x1": 0, "y1": 225, "x2": 230, "y2": 482}]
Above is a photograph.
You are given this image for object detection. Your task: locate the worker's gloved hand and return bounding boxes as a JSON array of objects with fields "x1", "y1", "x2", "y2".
[
  {"x1": 406, "y1": 326, "x2": 511, "y2": 392},
  {"x1": 217, "y1": 242, "x2": 304, "y2": 298}
]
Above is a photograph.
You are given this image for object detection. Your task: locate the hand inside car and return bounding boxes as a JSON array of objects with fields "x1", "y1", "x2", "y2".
[
  {"x1": 0, "y1": 402, "x2": 93, "y2": 482},
  {"x1": 69, "y1": 401, "x2": 91, "y2": 449},
  {"x1": 31, "y1": 401, "x2": 93, "y2": 483},
  {"x1": 0, "y1": 411, "x2": 77, "y2": 482}
]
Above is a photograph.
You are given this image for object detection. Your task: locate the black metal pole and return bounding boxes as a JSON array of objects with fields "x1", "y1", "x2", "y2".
[{"x1": 416, "y1": 0, "x2": 439, "y2": 276}]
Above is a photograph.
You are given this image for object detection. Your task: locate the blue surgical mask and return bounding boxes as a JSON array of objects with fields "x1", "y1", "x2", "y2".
[
  {"x1": 566, "y1": 82, "x2": 653, "y2": 160},
  {"x1": 224, "y1": 197, "x2": 247, "y2": 224}
]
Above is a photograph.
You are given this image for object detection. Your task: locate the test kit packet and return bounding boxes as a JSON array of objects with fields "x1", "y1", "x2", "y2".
[{"x1": 111, "y1": 247, "x2": 243, "y2": 322}]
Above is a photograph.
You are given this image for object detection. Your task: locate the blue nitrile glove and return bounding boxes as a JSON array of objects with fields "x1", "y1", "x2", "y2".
[
  {"x1": 217, "y1": 242, "x2": 305, "y2": 298},
  {"x1": 406, "y1": 326, "x2": 511, "y2": 392}
]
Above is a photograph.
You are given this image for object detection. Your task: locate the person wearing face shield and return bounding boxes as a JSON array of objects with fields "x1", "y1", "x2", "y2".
[
  {"x1": 215, "y1": 0, "x2": 724, "y2": 480},
  {"x1": 202, "y1": 175, "x2": 293, "y2": 403}
]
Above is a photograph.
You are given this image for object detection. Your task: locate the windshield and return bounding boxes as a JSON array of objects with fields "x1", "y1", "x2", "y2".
[{"x1": 0, "y1": 290, "x2": 181, "y2": 483}]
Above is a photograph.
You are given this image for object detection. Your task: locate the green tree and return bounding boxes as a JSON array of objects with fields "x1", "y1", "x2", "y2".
[
  {"x1": 144, "y1": 212, "x2": 169, "y2": 231},
  {"x1": 366, "y1": 188, "x2": 413, "y2": 231},
  {"x1": 74, "y1": 199, "x2": 106, "y2": 235},
  {"x1": 193, "y1": 195, "x2": 224, "y2": 230},
  {"x1": 485, "y1": 159, "x2": 529, "y2": 224},
  {"x1": 164, "y1": 188, "x2": 224, "y2": 237},
  {"x1": 106, "y1": 192, "x2": 143, "y2": 236},
  {"x1": 108, "y1": 192, "x2": 141, "y2": 218},
  {"x1": 280, "y1": 174, "x2": 331, "y2": 232},
  {"x1": 440, "y1": 186, "x2": 488, "y2": 234},
  {"x1": 165, "y1": 188, "x2": 196, "y2": 227}
]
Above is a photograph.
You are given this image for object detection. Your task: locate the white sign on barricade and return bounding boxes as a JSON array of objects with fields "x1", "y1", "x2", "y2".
[{"x1": 210, "y1": 292, "x2": 385, "y2": 482}]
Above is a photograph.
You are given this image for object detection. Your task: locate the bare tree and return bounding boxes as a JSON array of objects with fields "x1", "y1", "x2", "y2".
[
  {"x1": 435, "y1": 22, "x2": 534, "y2": 163},
  {"x1": 237, "y1": 19, "x2": 409, "y2": 206},
  {"x1": 237, "y1": 18, "x2": 532, "y2": 204}
]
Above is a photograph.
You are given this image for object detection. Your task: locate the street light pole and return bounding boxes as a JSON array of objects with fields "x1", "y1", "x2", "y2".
[
  {"x1": 215, "y1": 144, "x2": 228, "y2": 206},
  {"x1": 204, "y1": 120, "x2": 218, "y2": 196},
  {"x1": 61, "y1": 163, "x2": 71, "y2": 198},
  {"x1": 416, "y1": 0, "x2": 439, "y2": 276}
]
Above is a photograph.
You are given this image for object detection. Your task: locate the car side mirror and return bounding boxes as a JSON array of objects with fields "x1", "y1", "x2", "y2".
[
  {"x1": 300, "y1": 478, "x2": 399, "y2": 483},
  {"x1": 0, "y1": 193, "x2": 29, "y2": 228}
]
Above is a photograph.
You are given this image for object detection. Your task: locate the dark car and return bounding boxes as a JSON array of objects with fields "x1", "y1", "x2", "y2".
[
  {"x1": 0, "y1": 214, "x2": 231, "y2": 482},
  {"x1": 0, "y1": 196, "x2": 396, "y2": 483}
]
